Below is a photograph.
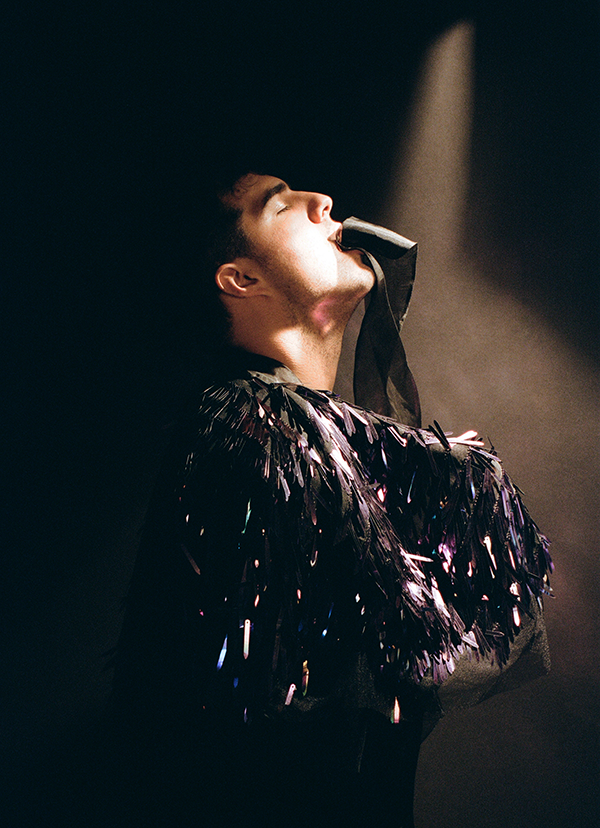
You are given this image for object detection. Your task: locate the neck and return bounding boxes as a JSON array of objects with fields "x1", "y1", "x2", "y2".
[
  {"x1": 225, "y1": 292, "x2": 362, "y2": 391},
  {"x1": 229, "y1": 310, "x2": 347, "y2": 391},
  {"x1": 262, "y1": 327, "x2": 344, "y2": 390}
]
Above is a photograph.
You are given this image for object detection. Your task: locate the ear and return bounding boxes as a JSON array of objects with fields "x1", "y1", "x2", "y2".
[{"x1": 215, "y1": 260, "x2": 264, "y2": 298}]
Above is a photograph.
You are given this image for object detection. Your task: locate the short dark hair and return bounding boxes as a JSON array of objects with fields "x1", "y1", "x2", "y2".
[
  {"x1": 188, "y1": 168, "x2": 258, "y2": 373},
  {"x1": 200, "y1": 164, "x2": 266, "y2": 283},
  {"x1": 202, "y1": 193, "x2": 250, "y2": 278}
]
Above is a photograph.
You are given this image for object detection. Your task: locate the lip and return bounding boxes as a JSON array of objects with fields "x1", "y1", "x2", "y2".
[{"x1": 329, "y1": 222, "x2": 346, "y2": 250}]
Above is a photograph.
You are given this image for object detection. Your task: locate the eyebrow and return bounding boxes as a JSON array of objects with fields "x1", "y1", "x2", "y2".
[{"x1": 260, "y1": 181, "x2": 288, "y2": 211}]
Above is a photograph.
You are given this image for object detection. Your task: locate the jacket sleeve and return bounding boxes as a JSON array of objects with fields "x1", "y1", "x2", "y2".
[{"x1": 431, "y1": 597, "x2": 550, "y2": 713}]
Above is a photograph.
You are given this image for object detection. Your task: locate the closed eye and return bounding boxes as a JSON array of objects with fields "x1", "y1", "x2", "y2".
[{"x1": 276, "y1": 205, "x2": 290, "y2": 215}]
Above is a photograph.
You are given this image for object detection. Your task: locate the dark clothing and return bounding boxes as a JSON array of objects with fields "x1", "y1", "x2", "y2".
[{"x1": 111, "y1": 220, "x2": 551, "y2": 827}]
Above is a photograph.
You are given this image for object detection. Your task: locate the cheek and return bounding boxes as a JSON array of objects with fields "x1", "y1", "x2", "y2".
[
  {"x1": 293, "y1": 236, "x2": 337, "y2": 279},
  {"x1": 266, "y1": 224, "x2": 337, "y2": 291}
]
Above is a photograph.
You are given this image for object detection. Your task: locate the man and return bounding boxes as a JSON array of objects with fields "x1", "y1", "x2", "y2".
[
  {"x1": 212, "y1": 175, "x2": 375, "y2": 391},
  {"x1": 112, "y1": 173, "x2": 551, "y2": 827}
]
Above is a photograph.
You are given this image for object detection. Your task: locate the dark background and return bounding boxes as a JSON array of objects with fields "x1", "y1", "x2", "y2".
[{"x1": 3, "y1": 1, "x2": 599, "y2": 825}]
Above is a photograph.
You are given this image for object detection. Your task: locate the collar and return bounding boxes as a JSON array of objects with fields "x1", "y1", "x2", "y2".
[{"x1": 223, "y1": 348, "x2": 302, "y2": 386}]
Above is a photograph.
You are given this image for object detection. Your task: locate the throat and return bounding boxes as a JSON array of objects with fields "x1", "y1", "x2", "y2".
[{"x1": 269, "y1": 328, "x2": 344, "y2": 391}]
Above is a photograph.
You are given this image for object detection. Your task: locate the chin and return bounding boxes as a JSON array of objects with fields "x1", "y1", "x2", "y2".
[{"x1": 356, "y1": 261, "x2": 377, "y2": 292}]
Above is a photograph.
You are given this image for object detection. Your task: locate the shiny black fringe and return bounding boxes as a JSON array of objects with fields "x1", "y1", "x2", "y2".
[{"x1": 176, "y1": 376, "x2": 551, "y2": 720}]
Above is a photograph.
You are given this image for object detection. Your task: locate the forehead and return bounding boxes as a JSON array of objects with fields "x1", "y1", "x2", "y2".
[{"x1": 225, "y1": 174, "x2": 285, "y2": 216}]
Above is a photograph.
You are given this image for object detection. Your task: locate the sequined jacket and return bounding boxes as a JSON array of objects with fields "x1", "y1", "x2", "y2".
[{"x1": 112, "y1": 220, "x2": 551, "y2": 732}]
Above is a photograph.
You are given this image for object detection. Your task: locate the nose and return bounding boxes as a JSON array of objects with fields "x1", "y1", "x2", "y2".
[{"x1": 305, "y1": 191, "x2": 333, "y2": 224}]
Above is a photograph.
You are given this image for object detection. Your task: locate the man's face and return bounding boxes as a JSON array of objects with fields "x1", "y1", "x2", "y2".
[{"x1": 223, "y1": 174, "x2": 375, "y2": 321}]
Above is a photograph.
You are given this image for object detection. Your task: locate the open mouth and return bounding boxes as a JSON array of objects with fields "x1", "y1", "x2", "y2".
[{"x1": 330, "y1": 225, "x2": 349, "y2": 251}]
